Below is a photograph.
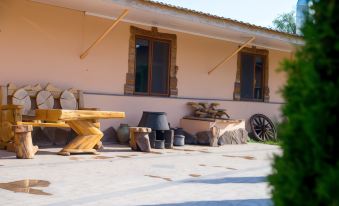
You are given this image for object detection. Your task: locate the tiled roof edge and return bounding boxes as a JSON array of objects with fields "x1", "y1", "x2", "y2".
[{"x1": 139, "y1": 0, "x2": 303, "y2": 40}]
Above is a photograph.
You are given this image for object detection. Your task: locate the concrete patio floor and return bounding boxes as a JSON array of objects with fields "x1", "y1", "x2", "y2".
[{"x1": 0, "y1": 143, "x2": 280, "y2": 206}]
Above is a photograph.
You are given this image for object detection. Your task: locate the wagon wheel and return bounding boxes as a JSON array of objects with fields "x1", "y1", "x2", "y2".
[{"x1": 249, "y1": 114, "x2": 277, "y2": 141}]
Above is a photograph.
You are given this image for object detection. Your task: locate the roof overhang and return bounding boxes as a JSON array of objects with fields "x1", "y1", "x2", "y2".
[{"x1": 32, "y1": 0, "x2": 304, "y2": 52}]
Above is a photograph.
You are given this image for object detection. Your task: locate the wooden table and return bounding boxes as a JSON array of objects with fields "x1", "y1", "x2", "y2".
[{"x1": 35, "y1": 109, "x2": 125, "y2": 156}]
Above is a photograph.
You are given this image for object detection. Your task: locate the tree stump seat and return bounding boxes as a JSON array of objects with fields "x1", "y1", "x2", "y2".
[
  {"x1": 129, "y1": 127, "x2": 152, "y2": 152},
  {"x1": 13, "y1": 125, "x2": 38, "y2": 159}
]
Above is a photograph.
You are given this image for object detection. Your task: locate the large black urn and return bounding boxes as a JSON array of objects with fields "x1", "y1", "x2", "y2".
[
  {"x1": 138, "y1": 111, "x2": 170, "y2": 130},
  {"x1": 138, "y1": 111, "x2": 172, "y2": 149}
]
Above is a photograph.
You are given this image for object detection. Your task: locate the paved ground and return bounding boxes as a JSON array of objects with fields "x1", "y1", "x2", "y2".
[{"x1": 0, "y1": 143, "x2": 280, "y2": 206}]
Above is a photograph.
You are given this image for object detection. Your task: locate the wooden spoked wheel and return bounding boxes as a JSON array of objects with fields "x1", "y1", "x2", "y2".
[{"x1": 249, "y1": 114, "x2": 277, "y2": 141}]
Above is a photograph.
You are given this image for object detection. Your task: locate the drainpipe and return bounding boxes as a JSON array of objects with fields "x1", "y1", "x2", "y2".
[{"x1": 296, "y1": 0, "x2": 309, "y2": 35}]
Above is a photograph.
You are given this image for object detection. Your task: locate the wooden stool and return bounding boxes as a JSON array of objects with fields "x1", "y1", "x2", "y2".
[
  {"x1": 13, "y1": 125, "x2": 38, "y2": 159},
  {"x1": 129, "y1": 127, "x2": 152, "y2": 152}
]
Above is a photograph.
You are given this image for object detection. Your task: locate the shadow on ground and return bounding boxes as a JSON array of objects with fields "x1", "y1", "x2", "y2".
[
  {"x1": 0, "y1": 150, "x2": 15, "y2": 159},
  {"x1": 184, "y1": 176, "x2": 267, "y2": 184},
  {"x1": 142, "y1": 198, "x2": 272, "y2": 206}
]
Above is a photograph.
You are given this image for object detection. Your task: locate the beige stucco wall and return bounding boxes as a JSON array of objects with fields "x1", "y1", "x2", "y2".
[{"x1": 0, "y1": 0, "x2": 290, "y2": 130}]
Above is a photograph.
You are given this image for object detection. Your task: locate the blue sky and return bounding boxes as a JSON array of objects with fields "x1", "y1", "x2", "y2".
[{"x1": 157, "y1": 0, "x2": 297, "y2": 27}]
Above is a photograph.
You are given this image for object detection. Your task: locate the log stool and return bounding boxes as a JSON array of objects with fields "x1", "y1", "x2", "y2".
[
  {"x1": 129, "y1": 127, "x2": 152, "y2": 152},
  {"x1": 13, "y1": 125, "x2": 38, "y2": 159}
]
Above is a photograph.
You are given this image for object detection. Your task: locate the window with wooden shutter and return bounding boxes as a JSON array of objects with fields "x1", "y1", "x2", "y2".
[
  {"x1": 125, "y1": 26, "x2": 178, "y2": 97},
  {"x1": 135, "y1": 37, "x2": 170, "y2": 96},
  {"x1": 233, "y1": 47, "x2": 269, "y2": 102}
]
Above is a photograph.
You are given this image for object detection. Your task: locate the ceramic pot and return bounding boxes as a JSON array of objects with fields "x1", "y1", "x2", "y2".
[
  {"x1": 117, "y1": 124, "x2": 130, "y2": 144},
  {"x1": 174, "y1": 135, "x2": 185, "y2": 146}
]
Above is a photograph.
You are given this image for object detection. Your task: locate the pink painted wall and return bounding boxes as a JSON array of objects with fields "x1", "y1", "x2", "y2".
[
  {"x1": 0, "y1": 0, "x2": 290, "y2": 130},
  {"x1": 84, "y1": 94, "x2": 282, "y2": 130}
]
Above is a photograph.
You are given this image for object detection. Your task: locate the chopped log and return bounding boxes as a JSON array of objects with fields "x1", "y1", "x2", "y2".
[
  {"x1": 36, "y1": 91, "x2": 54, "y2": 109},
  {"x1": 60, "y1": 90, "x2": 77, "y2": 110},
  {"x1": 68, "y1": 88, "x2": 78, "y2": 93},
  {"x1": 45, "y1": 83, "x2": 61, "y2": 92},
  {"x1": 31, "y1": 84, "x2": 43, "y2": 92},
  {"x1": 7, "y1": 83, "x2": 17, "y2": 91},
  {"x1": 12, "y1": 88, "x2": 31, "y2": 115},
  {"x1": 22, "y1": 85, "x2": 33, "y2": 91},
  {"x1": 13, "y1": 125, "x2": 38, "y2": 159}
]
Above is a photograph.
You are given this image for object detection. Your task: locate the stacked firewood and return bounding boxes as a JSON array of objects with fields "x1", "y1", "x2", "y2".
[{"x1": 187, "y1": 102, "x2": 230, "y2": 119}]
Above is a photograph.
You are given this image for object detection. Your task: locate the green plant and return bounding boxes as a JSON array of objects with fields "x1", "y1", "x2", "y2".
[{"x1": 268, "y1": 1, "x2": 339, "y2": 205}]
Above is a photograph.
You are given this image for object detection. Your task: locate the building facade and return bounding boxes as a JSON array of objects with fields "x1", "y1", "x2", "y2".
[{"x1": 0, "y1": 0, "x2": 303, "y2": 129}]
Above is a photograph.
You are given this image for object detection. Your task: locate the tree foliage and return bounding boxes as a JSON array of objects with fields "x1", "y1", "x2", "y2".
[
  {"x1": 269, "y1": 0, "x2": 339, "y2": 205},
  {"x1": 272, "y1": 11, "x2": 296, "y2": 34}
]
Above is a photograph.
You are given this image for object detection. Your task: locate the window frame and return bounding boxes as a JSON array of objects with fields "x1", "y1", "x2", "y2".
[
  {"x1": 234, "y1": 47, "x2": 270, "y2": 102},
  {"x1": 134, "y1": 35, "x2": 172, "y2": 97},
  {"x1": 239, "y1": 52, "x2": 266, "y2": 101},
  {"x1": 124, "y1": 26, "x2": 178, "y2": 97}
]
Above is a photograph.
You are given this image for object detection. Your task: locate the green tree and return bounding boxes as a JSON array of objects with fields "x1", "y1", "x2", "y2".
[
  {"x1": 269, "y1": 0, "x2": 339, "y2": 205},
  {"x1": 272, "y1": 11, "x2": 296, "y2": 34}
]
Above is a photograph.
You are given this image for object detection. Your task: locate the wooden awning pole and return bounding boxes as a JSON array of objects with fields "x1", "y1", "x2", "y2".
[
  {"x1": 208, "y1": 36, "x2": 255, "y2": 75},
  {"x1": 80, "y1": 9, "x2": 129, "y2": 59}
]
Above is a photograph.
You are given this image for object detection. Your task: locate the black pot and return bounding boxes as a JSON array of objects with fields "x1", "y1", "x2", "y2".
[
  {"x1": 138, "y1": 111, "x2": 170, "y2": 130},
  {"x1": 149, "y1": 131, "x2": 156, "y2": 148},
  {"x1": 156, "y1": 130, "x2": 165, "y2": 140},
  {"x1": 154, "y1": 139, "x2": 165, "y2": 149},
  {"x1": 164, "y1": 130, "x2": 174, "y2": 149},
  {"x1": 174, "y1": 135, "x2": 185, "y2": 146},
  {"x1": 174, "y1": 128, "x2": 184, "y2": 136}
]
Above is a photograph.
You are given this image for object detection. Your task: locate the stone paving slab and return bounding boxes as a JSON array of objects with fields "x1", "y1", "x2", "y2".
[{"x1": 0, "y1": 143, "x2": 280, "y2": 206}]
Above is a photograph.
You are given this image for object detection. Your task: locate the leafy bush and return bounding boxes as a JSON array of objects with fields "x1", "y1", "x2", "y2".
[{"x1": 268, "y1": 0, "x2": 339, "y2": 205}]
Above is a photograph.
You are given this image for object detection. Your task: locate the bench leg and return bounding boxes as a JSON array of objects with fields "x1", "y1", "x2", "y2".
[{"x1": 58, "y1": 120, "x2": 103, "y2": 156}]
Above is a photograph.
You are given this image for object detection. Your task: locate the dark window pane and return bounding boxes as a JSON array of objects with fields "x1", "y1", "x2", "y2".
[
  {"x1": 254, "y1": 56, "x2": 264, "y2": 99},
  {"x1": 151, "y1": 41, "x2": 169, "y2": 95},
  {"x1": 240, "y1": 53, "x2": 255, "y2": 99},
  {"x1": 135, "y1": 38, "x2": 149, "y2": 93}
]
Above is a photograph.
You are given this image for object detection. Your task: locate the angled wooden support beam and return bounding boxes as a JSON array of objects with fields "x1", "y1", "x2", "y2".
[
  {"x1": 208, "y1": 36, "x2": 255, "y2": 75},
  {"x1": 80, "y1": 9, "x2": 129, "y2": 59}
]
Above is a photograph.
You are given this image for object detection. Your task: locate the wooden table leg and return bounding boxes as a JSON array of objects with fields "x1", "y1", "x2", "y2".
[{"x1": 58, "y1": 120, "x2": 103, "y2": 156}]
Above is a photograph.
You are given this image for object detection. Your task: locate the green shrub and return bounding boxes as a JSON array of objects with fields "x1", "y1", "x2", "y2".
[{"x1": 268, "y1": 1, "x2": 339, "y2": 205}]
